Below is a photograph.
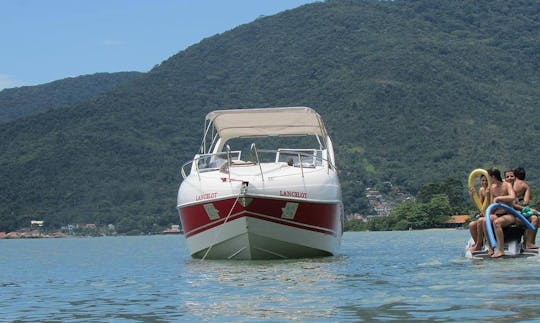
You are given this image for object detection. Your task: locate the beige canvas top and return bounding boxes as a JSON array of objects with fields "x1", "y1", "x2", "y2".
[{"x1": 205, "y1": 107, "x2": 327, "y2": 139}]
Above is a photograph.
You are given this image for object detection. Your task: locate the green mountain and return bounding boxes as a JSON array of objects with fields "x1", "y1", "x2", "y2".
[
  {"x1": 0, "y1": 72, "x2": 142, "y2": 123},
  {"x1": 1, "y1": 0, "x2": 539, "y2": 233}
]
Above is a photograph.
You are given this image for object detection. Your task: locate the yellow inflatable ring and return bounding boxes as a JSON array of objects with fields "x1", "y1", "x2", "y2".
[{"x1": 468, "y1": 168, "x2": 491, "y2": 213}]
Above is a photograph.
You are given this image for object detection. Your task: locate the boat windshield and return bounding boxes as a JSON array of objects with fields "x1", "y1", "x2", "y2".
[
  {"x1": 196, "y1": 151, "x2": 242, "y2": 171},
  {"x1": 275, "y1": 149, "x2": 322, "y2": 167}
]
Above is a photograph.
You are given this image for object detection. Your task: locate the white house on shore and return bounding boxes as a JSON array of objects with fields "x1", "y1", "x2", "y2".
[{"x1": 31, "y1": 220, "x2": 44, "y2": 227}]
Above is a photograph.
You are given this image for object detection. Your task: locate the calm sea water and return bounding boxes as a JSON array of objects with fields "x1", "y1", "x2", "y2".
[{"x1": 2, "y1": 230, "x2": 540, "y2": 322}]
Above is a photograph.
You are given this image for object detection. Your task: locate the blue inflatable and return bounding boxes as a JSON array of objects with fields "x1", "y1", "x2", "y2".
[{"x1": 485, "y1": 203, "x2": 537, "y2": 248}]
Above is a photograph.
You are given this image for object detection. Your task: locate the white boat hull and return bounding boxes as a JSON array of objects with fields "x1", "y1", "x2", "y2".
[
  {"x1": 179, "y1": 193, "x2": 343, "y2": 260},
  {"x1": 186, "y1": 213, "x2": 340, "y2": 260}
]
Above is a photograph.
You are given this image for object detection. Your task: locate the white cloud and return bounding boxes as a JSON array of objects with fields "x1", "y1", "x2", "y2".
[{"x1": 0, "y1": 74, "x2": 25, "y2": 91}]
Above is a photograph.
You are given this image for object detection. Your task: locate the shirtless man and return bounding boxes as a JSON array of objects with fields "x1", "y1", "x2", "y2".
[
  {"x1": 512, "y1": 167, "x2": 539, "y2": 249},
  {"x1": 487, "y1": 167, "x2": 516, "y2": 258}
]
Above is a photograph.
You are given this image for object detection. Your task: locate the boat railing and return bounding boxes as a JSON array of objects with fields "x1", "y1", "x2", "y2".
[
  {"x1": 180, "y1": 147, "x2": 337, "y2": 180},
  {"x1": 250, "y1": 143, "x2": 265, "y2": 182}
]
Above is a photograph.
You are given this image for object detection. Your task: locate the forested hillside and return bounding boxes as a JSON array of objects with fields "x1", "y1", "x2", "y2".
[
  {"x1": 0, "y1": 72, "x2": 142, "y2": 123},
  {"x1": 1, "y1": 0, "x2": 539, "y2": 233}
]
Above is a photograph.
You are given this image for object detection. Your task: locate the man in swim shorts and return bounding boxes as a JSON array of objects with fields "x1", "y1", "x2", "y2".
[{"x1": 511, "y1": 167, "x2": 539, "y2": 249}]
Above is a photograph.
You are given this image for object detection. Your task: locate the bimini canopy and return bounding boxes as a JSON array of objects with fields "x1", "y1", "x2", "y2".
[{"x1": 205, "y1": 107, "x2": 328, "y2": 140}]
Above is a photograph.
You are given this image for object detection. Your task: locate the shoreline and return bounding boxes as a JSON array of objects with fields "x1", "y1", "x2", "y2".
[{"x1": 0, "y1": 231, "x2": 184, "y2": 239}]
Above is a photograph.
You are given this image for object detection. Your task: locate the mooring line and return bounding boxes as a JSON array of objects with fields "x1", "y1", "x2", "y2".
[{"x1": 200, "y1": 194, "x2": 241, "y2": 261}]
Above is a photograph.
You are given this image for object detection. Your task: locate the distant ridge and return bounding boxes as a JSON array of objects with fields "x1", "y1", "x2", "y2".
[{"x1": 0, "y1": 72, "x2": 142, "y2": 123}]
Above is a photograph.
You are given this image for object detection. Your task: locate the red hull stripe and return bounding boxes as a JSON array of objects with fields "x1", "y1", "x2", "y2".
[
  {"x1": 184, "y1": 211, "x2": 337, "y2": 238},
  {"x1": 179, "y1": 196, "x2": 341, "y2": 238}
]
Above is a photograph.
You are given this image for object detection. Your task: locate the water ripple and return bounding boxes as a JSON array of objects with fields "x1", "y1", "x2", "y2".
[{"x1": 4, "y1": 231, "x2": 540, "y2": 321}]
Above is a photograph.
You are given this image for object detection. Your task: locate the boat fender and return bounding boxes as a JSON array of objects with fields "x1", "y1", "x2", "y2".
[
  {"x1": 485, "y1": 202, "x2": 536, "y2": 248},
  {"x1": 468, "y1": 168, "x2": 490, "y2": 213}
]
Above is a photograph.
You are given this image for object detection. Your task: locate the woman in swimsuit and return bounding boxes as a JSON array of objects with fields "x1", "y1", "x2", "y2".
[{"x1": 468, "y1": 175, "x2": 489, "y2": 251}]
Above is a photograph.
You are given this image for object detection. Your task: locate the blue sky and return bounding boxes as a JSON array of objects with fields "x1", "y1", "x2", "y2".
[{"x1": 0, "y1": 0, "x2": 317, "y2": 90}]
